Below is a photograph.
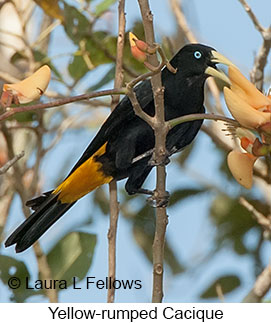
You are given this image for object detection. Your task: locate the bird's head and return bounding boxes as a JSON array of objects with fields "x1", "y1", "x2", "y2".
[{"x1": 171, "y1": 43, "x2": 235, "y2": 85}]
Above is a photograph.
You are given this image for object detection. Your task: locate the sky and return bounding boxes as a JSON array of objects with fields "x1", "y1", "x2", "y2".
[{"x1": 1, "y1": 0, "x2": 271, "y2": 303}]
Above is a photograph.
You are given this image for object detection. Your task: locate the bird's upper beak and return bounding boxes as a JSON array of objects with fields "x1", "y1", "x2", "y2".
[{"x1": 205, "y1": 50, "x2": 237, "y2": 85}]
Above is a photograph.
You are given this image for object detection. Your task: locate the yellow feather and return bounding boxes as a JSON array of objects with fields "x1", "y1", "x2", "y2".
[{"x1": 53, "y1": 143, "x2": 112, "y2": 203}]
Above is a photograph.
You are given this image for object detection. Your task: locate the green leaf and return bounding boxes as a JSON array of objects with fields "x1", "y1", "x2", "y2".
[
  {"x1": 209, "y1": 194, "x2": 259, "y2": 255},
  {"x1": 63, "y1": 4, "x2": 92, "y2": 44},
  {"x1": 47, "y1": 231, "x2": 96, "y2": 288},
  {"x1": 68, "y1": 55, "x2": 89, "y2": 80},
  {"x1": 169, "y1": 188, "x2": 206, "y2": 207},
  {"x1": 200, "y1": 274, "x2": 241, "y2": 299},
  {"x1": 85, "y1": 32, "x2": 117, "y2": 66},
  {"x1": 33, "y1": 50, "x2": 63, "y2": 80},
  {"x1": 0, "y1": 255, "x2": 41, "y2": 302},
  {"x1": 95, "y1": 0, "x2": 117, "y2": 16},
  {"x1": 11, "y1": 111, "x2": 37, "y2": 123}
]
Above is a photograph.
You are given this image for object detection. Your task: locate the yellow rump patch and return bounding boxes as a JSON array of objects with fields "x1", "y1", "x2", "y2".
[{"x1": 53, "y1": 143, "x2": 112, "y2": 203}]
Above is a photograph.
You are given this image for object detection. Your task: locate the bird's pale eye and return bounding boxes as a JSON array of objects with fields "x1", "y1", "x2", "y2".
[{"x1": 194, "y1": 51, "x2": 202, "y2": 59}]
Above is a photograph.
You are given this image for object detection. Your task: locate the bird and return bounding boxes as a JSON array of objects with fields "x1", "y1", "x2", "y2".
[{"x1": 5, "y1": 43, "x2": 234, "y2": 253}]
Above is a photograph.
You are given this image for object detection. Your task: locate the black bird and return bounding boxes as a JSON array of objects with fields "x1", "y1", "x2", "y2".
[{"x1": 5, "y1": 43, "x2": 233, "y2": 252}]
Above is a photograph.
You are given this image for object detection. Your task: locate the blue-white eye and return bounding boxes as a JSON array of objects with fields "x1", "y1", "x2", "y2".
[{"x1": 194, "y1": 51, "x2": 202, "y2": 59}]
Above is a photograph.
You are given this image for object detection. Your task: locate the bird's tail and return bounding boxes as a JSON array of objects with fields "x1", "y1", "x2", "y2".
[
  {"x1": 5, "y1": 143, "x2": 113, "y2": 252},
  {"x1": 5, "y1": 191, "x2": 75, "y2": 253}
]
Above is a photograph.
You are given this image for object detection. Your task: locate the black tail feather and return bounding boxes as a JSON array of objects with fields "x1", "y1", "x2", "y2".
[{"x1": 5, "y1": 192, "x2": 75, "y2": 253}]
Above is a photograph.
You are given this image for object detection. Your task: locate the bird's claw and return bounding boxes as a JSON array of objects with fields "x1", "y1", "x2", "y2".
[
  {"x1": 147, "y1": 190, "x2": 170, "y2": 208},
  {"x1": 149, "y1": 149, "x2": 171, "y2": 167}
]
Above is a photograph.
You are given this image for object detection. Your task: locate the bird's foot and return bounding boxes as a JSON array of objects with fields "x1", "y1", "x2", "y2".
[
  {"x1": 147, "y1": 190, "x2": 170, "y2": 208},
  {"x1": 149, "y1": 149, "x2": 171, "y2": 167},
  {"x1": 133, "y1": 188, "x2": 170, "y2": 208}
]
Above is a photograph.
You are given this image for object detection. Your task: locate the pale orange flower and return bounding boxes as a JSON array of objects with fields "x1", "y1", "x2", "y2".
[
  {"x1": 1, "y1": 65, "x2": 51, "y2": 107},
  {"x1": 224, "y1": 66, "x2": 271, "y2": 129},
  {"x1": 223, "y1": 66, "x2": 271, "y2": 189}
]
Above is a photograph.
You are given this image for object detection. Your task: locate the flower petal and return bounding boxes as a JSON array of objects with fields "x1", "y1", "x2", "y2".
[
  {"x1": 3, "y1": 65, "x2": 51, "y2": 104},
  {"x1": 224, "y1": 87, "x2": 271, "y2": 128},
  {"x1": 227, "y1": 151, "x2": 256, "y2": 189},
  {"x1": 228, "y1": 66, "x2": 271, "y2": 110},
  {"x1": 129, "y1": 32, "x2": 147, "y2": 62}
]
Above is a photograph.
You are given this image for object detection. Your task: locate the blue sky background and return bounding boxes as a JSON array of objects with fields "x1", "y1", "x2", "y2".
[{"x1": 1, "y1": 0, "x2": 271, "y2": 302}]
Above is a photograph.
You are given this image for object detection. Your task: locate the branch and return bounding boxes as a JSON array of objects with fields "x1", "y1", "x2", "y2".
[
  {"x1": 0, "y1": 151, "x2": 24, "y2": 175},
  {"x1": 0, "y1": 88, "x2": 126, "y2": 122},
  {"x1": 238, "y1": 0, "x2": 265, "y2": 34},
  {"x1": 138, "y1": 0, "x2": 168, "y2": 303},
  {"x1": 107, "y1": 0, "x2": 126, "y2": 304},
  {"x1": 239, "y1": 197, "x2": 271, "y2": 234},
  {"x1": 238, "y1": 0, "x2": 271, "y2": 91},
  {"x1": 168, "y1": 113, "x2": 240, "y2": 129},
  {"x1": 243, "y1": 265, "x2": 271, "y2": 302}
]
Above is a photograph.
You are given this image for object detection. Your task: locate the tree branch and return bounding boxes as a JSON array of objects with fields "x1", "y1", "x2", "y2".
[
  {"x1": 242, "y1": 265, "x2": 271, "y2": 302},
  {"x1": 238, "y1": 0, "x2": 265, "y2": 34},
  {"x1": 138, "y1": 0, "x2": 168, "y2": 303},
  {"x1": 107, "y1": 0, "x2": 126, "y2": 304},
  {"x1": 0, "y1": 150, "x2": 24, "y2": 175},
  {"x1": 238, "y1": 0, "x2": 271, "y2": 91},
  {"x1": 239, "y1": 197, "x2": 271, "y2": 235},
  {"x1": 0, "y1": 88, "x2": 126, "y2": 122}
]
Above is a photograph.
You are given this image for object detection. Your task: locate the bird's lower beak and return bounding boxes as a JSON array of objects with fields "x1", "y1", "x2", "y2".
[{"x1": 205, "y1": 50, "x2": 237, "y2": 86}]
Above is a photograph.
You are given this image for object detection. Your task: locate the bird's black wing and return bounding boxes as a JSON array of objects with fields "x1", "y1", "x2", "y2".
[{"x1": 67, "y1": 79, "x2": 154, "y2": 176}]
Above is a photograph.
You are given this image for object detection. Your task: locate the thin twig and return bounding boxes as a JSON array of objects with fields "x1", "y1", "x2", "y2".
[
  {"x1": 0, "y1": 151, "x2": 24, "y2": 175},
  {"x1": 131, "y1": 113, "x2": 240, "y2": 164},
  {"x1": 242, "y1": 265, "x2": 271, "y2": 302},
  {"x1": 238, "y1": 0, "x2": 271, "y2": 91},
  {"x1": 0, "y1": 88, "x2": 126, "y2": 122},
  {"x1": 107, "y1": 0, "x2": 125, "y2": 304},
  {"x1": 239, "y1": 197, "x2": 271, "y2": 233},
  {"x1": 238, "y1": 0, "x2": 265, "y2": 34}
]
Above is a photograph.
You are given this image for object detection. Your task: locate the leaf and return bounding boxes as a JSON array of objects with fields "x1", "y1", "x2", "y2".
[
  {"x1": 95, "y1": 0, "x2": 117, "y2": 16},
  {"x1": 209, "y1": 194, "x2": 258, "y2": 255},
  {"x1": 0, "y1": 255, "x2": 41, "y2": 302},
  {"x1": 85, "y1": 32, "x2": 117, "y2": 66},
  {"x1": 34, "y1": 0, "x2": 64, "y2": 22},
  {"x1": 200, "y1": 274, "x2": 241, "y2": 299},
  {"x1": 63, "y1": 4, "x2": 92, "y2": 44},
  {"x1": 169, "y1": 188, "x2": 206, "y2": 207},
  {"x1": 68, "y1": 55, "x2": 89, "y2": 80},
  {"x1": 12, "y1": 111, "x2": 37, "y2": 123},
  {"x1": 47, "y1": 232, "x2": 96, "y2": 288},
  {"x1": 33, "y1": 50, "x2": 63, "y2": 81}
]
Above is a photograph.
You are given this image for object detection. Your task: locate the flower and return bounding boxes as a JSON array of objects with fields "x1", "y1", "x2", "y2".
[
  {"x1": 223, "y1": 66, "x2": 271, "y2": 189},
  {"x1": 227, "y1": 129, "x2": 258, "y2": 189},
  {"x1": 129, "y1": 32, "x2": 147, "y2": 63},
  {"x1": 1, "y1": 65, "x2": 51, "y2": 107},
  {"x1": 224, "y1": 66, "x2": 271, "y2": 129}
]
